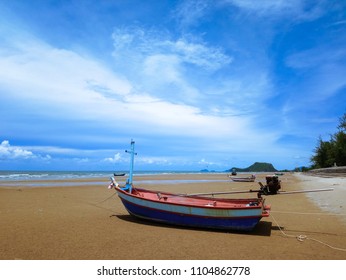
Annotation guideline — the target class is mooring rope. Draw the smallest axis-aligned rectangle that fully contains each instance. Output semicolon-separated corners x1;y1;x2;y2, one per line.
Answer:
96;191;117;204
270;214;346;252
271;210;346;216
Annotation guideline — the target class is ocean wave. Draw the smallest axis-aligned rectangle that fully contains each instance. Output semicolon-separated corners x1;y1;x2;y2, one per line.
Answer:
0;170;228;181
0;173;49;180
0;171;109;181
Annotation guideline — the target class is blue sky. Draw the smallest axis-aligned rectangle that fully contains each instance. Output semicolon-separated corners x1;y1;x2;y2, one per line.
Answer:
1;0;345;171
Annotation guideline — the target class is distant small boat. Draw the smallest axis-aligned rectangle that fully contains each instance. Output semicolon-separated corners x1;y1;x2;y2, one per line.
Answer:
229;174;256;182
113;173;126;176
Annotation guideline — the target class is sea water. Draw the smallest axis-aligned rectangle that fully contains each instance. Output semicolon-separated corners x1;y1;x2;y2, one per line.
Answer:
0;170;229;188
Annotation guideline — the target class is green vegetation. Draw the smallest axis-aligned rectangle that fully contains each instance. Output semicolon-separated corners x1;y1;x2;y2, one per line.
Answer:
311;113;346;168
231;162;277;172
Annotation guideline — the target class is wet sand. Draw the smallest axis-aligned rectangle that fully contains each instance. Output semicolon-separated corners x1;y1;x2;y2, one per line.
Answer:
0;173;345;260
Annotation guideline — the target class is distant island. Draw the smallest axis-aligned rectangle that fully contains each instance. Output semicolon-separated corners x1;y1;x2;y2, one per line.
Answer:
229;162;278;172
200;162;279;173
200;168;216;173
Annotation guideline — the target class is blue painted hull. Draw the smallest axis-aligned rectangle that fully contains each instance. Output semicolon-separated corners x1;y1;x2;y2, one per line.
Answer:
116;188;266;231
121;198;261;231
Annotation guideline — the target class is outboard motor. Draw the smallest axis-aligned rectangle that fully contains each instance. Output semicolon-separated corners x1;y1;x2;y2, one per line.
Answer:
258;175;281;196
266;175;281;194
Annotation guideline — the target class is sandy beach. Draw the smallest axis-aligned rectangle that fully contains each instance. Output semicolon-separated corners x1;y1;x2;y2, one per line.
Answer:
0;173;345;260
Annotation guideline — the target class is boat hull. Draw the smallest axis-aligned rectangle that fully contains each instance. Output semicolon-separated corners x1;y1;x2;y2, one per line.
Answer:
116;188;267;231
231;178;256;182
229;176;256;182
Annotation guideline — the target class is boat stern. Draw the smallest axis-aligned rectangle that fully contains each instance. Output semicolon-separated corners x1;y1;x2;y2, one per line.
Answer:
262;199;271;217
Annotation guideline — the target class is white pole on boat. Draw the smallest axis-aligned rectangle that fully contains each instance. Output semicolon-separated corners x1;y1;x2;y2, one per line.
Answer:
275;188;334;195
125;139;137;192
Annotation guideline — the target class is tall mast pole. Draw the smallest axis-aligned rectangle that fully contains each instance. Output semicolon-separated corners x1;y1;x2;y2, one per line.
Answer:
125;139;137;192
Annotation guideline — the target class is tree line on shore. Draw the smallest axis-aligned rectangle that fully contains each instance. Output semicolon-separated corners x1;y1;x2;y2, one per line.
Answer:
309;113;346;169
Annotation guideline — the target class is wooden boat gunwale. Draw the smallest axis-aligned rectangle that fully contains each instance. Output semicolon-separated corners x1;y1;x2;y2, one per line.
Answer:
115;185;265;211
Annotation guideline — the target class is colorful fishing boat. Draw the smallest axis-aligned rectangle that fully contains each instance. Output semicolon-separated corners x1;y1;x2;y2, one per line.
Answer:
108;140;270;231
113;186;270;231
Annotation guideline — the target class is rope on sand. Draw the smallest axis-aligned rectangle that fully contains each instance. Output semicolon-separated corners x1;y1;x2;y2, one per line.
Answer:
270;214;346;252
271;210;346;216
97;192;117;204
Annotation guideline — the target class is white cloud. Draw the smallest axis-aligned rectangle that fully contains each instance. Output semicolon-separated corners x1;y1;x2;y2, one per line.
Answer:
0;21;284;165
104;153;122;163
112;26;232;71
228;0;302;13
175;39;233;70
143;54;181;83
137;156;171;165
197;158;218;166
225;0;324;20
0;31;254;140
111;25;238;115
173;0;211;29
0;41;132;104
1;1;340;171
0;140;35;160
